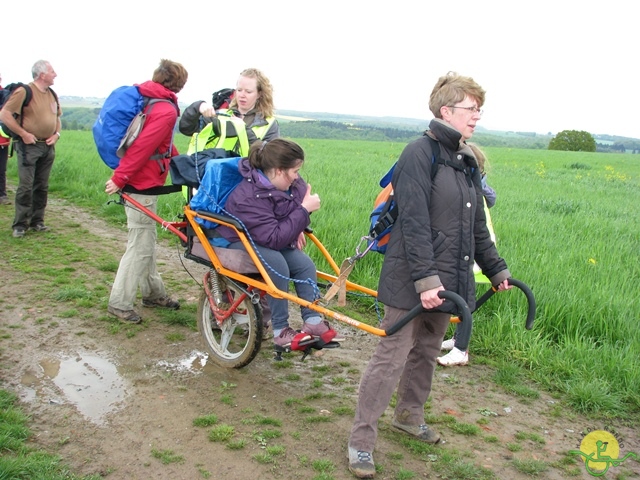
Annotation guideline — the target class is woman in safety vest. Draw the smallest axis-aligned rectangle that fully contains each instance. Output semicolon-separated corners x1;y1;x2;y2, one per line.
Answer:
179;67;280;156
179;68;280;336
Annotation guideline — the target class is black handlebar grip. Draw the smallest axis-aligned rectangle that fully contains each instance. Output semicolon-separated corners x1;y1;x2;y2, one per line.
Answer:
385;290;472;336
473;278;536;330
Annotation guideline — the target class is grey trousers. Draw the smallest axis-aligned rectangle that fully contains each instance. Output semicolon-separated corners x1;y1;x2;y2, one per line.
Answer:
348;305;450;452
12;141;55;229
109;194;167;310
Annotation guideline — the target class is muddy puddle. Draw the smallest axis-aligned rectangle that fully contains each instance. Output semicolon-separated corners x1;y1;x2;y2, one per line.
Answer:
16;349;225;426
20;352;129;426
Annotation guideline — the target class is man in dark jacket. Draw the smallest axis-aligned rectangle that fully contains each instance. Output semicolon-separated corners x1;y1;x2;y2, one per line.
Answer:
347;72;512;479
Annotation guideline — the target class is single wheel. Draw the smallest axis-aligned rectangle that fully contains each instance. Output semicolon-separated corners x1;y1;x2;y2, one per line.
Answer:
197;279;262;368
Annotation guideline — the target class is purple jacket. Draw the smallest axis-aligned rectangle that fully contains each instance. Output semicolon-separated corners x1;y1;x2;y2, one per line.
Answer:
217;157;310;250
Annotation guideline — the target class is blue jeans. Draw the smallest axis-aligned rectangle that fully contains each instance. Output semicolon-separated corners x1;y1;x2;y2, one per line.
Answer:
229;242;318;331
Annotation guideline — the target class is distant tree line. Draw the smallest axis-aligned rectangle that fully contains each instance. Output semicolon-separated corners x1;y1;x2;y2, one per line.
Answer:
60;107;640;153
60;107;100;131
281;120;418;142
596;142;640;154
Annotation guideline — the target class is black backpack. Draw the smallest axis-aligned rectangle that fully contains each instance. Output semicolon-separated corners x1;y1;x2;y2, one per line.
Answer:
211;87;235;110
0;82;59;139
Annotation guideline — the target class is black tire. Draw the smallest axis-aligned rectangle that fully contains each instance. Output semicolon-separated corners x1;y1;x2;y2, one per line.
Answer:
197;280;262;369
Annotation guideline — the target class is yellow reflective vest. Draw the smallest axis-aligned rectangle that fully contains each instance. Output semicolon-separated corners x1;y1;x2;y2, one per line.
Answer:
186;110;275;156
473;201;496;284
183;111;276;199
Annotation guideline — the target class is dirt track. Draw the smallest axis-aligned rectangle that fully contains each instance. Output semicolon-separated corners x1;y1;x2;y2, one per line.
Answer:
1;197;638;479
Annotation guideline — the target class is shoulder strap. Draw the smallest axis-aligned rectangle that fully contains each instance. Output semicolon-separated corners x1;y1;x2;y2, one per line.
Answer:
15;85;33;128
141;97;178;162
21;84;33;109
229;116;250;155
47;87;59;108
429;136;441;181
143;97;177;114
422;134;442;181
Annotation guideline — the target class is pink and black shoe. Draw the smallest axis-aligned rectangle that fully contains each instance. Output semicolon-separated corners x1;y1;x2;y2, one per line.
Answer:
302;320;345;346
273;327;314;351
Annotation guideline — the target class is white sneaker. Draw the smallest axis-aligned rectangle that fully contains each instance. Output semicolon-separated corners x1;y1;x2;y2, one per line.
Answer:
437;347;469;366
440;338;455;351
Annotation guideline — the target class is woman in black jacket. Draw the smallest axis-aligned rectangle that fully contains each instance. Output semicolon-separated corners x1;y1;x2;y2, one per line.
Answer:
347;72;512;479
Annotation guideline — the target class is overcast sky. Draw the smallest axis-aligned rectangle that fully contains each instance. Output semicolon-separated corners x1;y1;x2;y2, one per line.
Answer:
2;0;636;138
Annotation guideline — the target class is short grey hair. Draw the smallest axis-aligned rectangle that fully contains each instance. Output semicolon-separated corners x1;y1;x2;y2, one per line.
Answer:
32;60;51;79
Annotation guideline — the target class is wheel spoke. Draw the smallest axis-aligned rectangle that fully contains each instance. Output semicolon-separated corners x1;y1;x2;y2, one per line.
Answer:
197;280;262;368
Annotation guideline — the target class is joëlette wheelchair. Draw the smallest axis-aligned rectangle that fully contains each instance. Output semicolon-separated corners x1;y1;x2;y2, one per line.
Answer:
115;154;535;369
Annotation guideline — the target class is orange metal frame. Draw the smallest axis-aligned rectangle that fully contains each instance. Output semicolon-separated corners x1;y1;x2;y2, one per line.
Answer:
182;207;390;336
120;193;464;337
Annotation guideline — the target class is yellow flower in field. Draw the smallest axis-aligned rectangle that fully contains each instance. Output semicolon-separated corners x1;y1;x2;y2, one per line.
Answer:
588;258;597;265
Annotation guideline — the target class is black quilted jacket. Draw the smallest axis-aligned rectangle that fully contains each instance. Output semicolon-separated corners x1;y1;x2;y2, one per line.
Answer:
377;119;510;313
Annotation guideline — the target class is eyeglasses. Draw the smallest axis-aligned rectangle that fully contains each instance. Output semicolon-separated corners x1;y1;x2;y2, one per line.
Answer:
449;105;484;115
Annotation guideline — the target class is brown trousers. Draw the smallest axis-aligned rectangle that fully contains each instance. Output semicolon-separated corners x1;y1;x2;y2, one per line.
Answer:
348;305;450;452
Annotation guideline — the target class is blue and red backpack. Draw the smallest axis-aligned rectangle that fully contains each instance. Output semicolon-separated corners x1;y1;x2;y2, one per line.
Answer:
92;85;174;169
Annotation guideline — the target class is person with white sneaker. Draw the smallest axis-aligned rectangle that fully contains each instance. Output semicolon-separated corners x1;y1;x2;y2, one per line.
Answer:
347;72;512;478
438;144;497;367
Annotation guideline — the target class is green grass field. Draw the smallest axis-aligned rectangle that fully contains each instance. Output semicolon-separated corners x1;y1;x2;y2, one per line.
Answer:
5;131;640;419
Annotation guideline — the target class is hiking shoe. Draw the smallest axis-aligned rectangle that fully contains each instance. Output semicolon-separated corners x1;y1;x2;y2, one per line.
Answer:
107;306;142;324
142;296;180;310
0;196;11;205
440;337;455;351
30;223;49;232
391;419;441;444
437;347;469;366
348;446;375;478
273;327;311;348
302;320;345;342
12;227;26;238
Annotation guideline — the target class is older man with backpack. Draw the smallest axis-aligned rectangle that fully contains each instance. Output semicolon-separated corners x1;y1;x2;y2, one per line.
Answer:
0;61;61;237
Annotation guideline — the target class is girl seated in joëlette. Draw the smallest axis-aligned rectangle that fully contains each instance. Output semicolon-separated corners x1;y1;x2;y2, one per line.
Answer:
217;138;344;348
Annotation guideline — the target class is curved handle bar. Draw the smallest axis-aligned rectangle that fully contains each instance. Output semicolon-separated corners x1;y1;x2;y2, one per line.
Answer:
474;278;536;330
385;290;472;336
